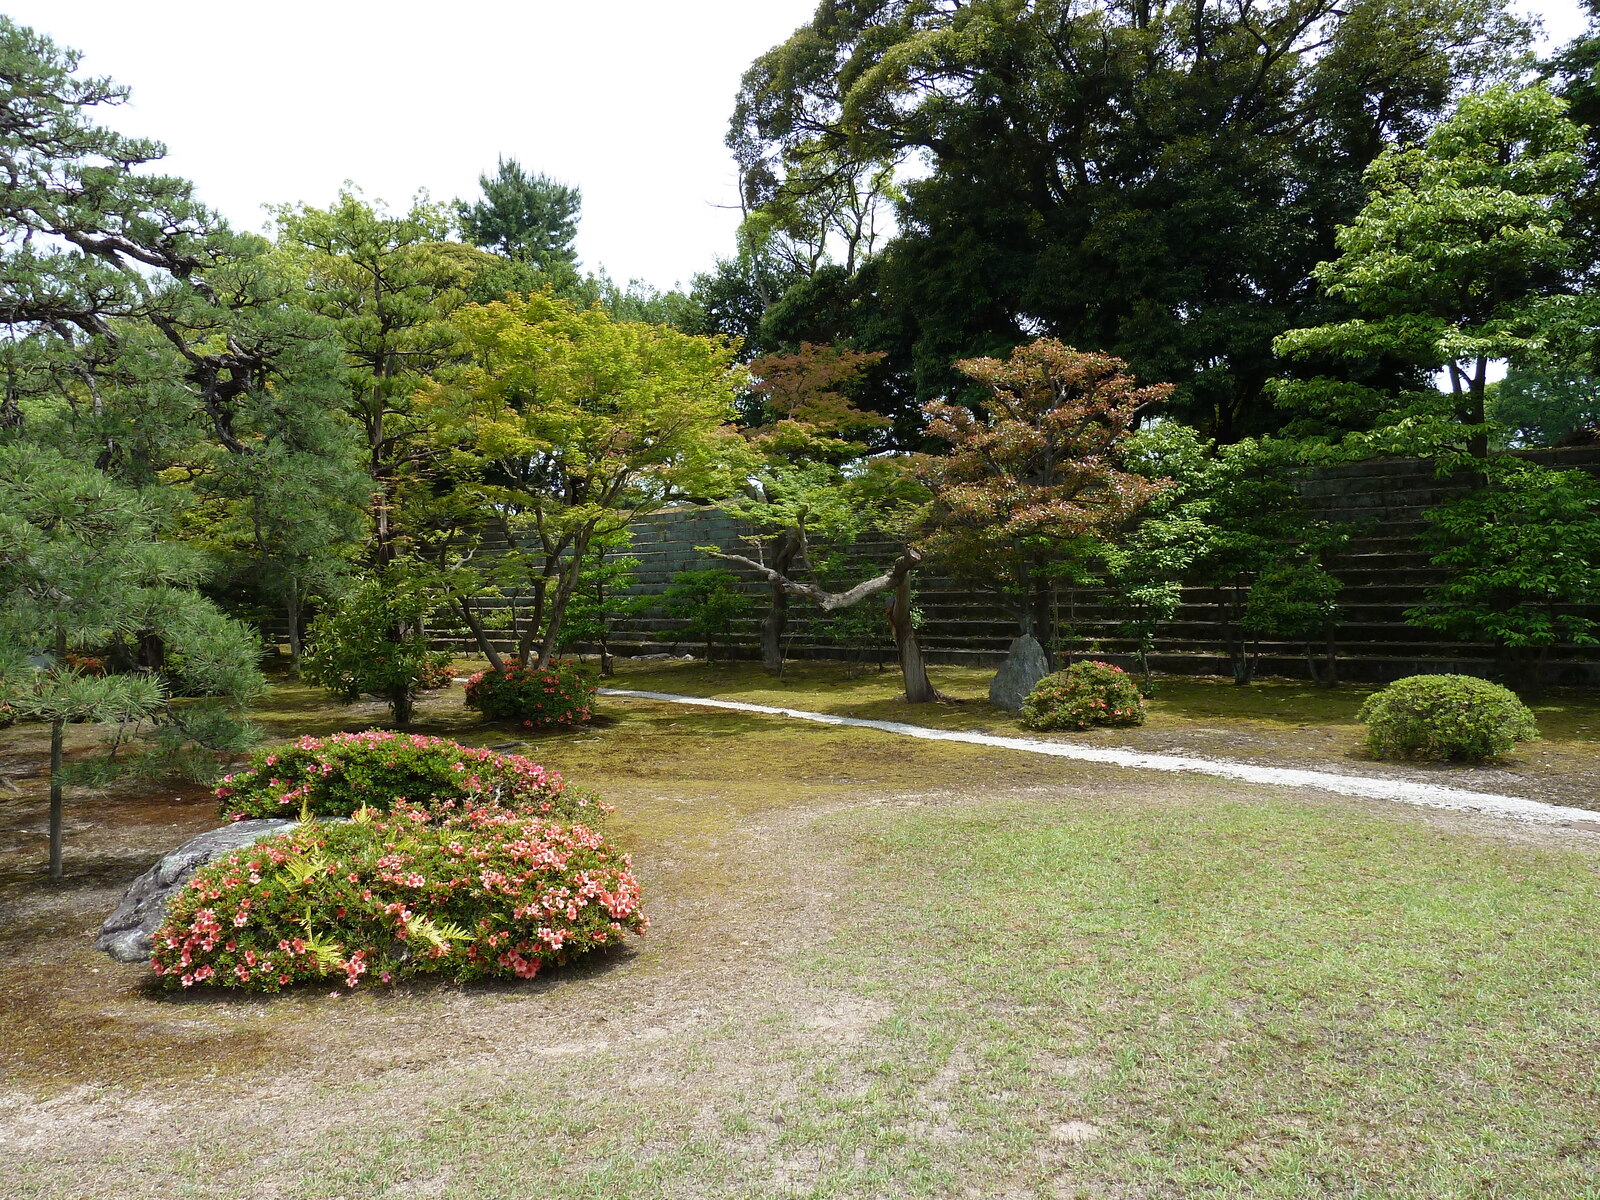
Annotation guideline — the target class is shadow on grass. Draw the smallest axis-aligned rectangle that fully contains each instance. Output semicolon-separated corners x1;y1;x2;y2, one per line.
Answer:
135;940;642;1008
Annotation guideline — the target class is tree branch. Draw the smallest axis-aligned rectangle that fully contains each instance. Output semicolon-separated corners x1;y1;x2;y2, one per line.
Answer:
706;545;922;612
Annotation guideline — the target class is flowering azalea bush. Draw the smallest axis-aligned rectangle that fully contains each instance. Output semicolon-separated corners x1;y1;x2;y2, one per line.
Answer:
1021;660;1147;731
216;731;600;824
414;653;458;691
1359;674;1538;762
150;799;647;991
464;661;596;728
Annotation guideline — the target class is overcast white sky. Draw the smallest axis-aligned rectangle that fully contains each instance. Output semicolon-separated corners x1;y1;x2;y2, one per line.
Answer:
4;0;1591;293
5;0;822;291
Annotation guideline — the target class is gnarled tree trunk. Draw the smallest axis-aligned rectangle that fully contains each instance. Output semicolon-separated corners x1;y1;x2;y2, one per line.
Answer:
709;543;941;703
887;574;936;703
760;529;804;674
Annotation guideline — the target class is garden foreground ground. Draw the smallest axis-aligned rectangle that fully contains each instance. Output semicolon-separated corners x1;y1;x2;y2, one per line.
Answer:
2;661;1599;1199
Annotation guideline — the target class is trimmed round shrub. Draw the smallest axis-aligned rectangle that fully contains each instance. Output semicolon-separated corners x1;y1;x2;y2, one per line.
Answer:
464;661;596;728
150;799;647;991
1358;674;1538;762
216;731;600;823
1021;660;1146;731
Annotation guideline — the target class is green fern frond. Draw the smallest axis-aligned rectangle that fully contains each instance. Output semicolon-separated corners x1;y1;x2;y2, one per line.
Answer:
406;914;471;952
280;851;327;892
303;933;346;971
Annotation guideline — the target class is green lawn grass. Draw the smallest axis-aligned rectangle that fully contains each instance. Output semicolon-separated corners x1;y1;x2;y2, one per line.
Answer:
597;655;1600;745
209;778;1600;1200
818;792;1600;1197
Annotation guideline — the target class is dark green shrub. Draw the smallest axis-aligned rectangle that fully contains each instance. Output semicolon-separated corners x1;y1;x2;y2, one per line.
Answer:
463;661;596;728
150;798;647;991
216;731;599;823
656;568;748;661
1021;660;1146;731
301;575;443;725
1358;674;1538;761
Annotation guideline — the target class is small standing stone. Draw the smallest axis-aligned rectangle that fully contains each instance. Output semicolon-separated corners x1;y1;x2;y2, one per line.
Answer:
989;633;1051;712
95;819;300;963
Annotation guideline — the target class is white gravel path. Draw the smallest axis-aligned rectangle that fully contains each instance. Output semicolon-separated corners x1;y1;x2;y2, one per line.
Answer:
599;688;1600;828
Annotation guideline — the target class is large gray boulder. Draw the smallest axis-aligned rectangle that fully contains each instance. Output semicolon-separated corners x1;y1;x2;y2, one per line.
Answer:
989;633;1051;712
95;819;300;963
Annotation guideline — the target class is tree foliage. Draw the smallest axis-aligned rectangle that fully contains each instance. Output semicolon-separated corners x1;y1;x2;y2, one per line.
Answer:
732;0;1531;438
1276;84;1585;462
421;290;746;671
1116;423;1346;684
919;341;1169;648
300;574;449;727
655;568;749;662
0;445;262;878
456;157;582;270
1488;368;1600;447
714;342;917;673
271;190;475;566
1407;459;1600;682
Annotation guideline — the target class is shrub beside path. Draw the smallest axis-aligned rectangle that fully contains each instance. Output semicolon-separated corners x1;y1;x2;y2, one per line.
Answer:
601;688;1600;829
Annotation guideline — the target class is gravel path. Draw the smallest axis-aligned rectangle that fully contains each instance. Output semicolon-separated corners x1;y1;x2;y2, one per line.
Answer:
600;688;1600;829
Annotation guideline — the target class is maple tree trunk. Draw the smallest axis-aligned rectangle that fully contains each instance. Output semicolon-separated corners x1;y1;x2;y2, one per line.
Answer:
458;598;508;675
888;576;936;703
761;588;788;673
535;533;592;670
708;542;932;696
760;532;802;674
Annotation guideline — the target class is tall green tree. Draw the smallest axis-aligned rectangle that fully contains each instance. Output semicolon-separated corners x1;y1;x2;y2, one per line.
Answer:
714;342;896;671
1276;84;1598;685
272;191;475;566
0;445;262;880
1117;424;1346;686
1488;367;1600;447
0;16;370;655
1276;84;1585;462
732;0;1531;439
456;157;581;270
0;16;212;349
419;290;747;671
131;253;368;660
683;225;806;360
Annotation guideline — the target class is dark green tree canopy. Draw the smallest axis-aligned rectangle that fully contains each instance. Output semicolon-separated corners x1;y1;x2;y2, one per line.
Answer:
731;0;1532;441
455;156;582;269
0;15;218;341
1490;367;1600;447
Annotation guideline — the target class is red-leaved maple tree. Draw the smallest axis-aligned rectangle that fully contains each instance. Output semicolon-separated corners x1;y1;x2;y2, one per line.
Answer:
919;340;1170;652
